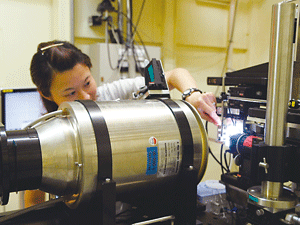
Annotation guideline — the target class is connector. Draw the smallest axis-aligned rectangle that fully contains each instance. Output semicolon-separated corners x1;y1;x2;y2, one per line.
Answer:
88;16;102;27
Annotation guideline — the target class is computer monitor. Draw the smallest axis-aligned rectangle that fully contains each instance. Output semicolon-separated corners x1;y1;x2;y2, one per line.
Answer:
0;88;47;131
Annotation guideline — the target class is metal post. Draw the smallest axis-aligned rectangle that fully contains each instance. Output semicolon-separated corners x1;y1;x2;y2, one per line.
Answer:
118;0;123;37
262;1;296;201
265;1;295;147
126;0;136;78
126;0;132;44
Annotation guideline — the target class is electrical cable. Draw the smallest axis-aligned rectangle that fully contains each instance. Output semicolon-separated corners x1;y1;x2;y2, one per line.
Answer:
133;39;150;62
134;30;150;61
220;144;224;174
109;21;122;45
113;1;228;80
119;6;228;80
120;12;150;60
106;17;120;71
98;8;145;80
103;9;150;80
107;22;131;81
105;17;136;81
110;1;227;81
131;0;146;41
132;45;144;75
217;0;239;96
117;0;150;65
121;18;226;67
224;150;230;172
205;121;230;173
209;146;229;173
122;9;223;62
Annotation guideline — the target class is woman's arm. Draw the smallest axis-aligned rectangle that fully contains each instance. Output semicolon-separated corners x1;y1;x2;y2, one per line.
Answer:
165;68;221;126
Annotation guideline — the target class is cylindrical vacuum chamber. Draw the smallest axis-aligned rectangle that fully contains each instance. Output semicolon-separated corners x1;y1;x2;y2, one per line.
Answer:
0;99;208;209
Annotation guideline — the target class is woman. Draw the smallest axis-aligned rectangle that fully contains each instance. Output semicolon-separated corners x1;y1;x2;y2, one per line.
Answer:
30;40;220;124
25;40;221;207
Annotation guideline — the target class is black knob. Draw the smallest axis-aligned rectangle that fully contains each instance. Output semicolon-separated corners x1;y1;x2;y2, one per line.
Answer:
234;154;243;166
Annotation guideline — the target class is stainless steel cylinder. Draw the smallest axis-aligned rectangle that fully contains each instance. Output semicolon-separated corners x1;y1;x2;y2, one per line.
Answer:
36;102;98;208
265;1;296;146
261;181;283;199
33;99;208;208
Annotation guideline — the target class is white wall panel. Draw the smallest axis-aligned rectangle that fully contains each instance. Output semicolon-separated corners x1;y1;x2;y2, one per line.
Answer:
0;0;52;88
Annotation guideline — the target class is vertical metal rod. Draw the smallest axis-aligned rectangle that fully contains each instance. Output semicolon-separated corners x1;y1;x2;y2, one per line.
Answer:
261;1;296;202
126;0;132;44
118;0;123;38
126;0;135;78
265;2;296;146
226;0;238;74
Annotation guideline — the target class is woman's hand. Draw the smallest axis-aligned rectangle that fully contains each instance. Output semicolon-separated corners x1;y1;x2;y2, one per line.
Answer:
185;91;221;126
165;68;221;126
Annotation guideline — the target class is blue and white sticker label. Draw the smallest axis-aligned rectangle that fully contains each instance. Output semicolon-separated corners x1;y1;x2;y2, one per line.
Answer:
158;140;180;177
146;147;158;175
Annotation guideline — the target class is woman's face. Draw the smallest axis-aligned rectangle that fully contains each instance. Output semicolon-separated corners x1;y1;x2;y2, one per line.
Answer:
46;63;97;106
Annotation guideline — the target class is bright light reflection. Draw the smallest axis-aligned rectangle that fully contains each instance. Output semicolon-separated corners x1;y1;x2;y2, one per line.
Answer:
219;118;244;147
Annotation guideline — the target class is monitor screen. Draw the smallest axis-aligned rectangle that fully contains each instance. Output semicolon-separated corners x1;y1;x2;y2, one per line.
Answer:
1;88;47;131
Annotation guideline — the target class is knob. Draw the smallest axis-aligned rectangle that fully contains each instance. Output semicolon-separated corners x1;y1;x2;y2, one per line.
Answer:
259;157;269;174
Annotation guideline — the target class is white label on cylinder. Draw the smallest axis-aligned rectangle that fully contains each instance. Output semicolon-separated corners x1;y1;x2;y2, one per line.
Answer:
157;140;180;177
149;136;157;145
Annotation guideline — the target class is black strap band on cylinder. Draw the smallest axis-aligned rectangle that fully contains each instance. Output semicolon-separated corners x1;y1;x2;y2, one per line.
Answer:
0;127;42;205
158;99;194;168
0;126;9;205
77;100;112;181
6;129;42;192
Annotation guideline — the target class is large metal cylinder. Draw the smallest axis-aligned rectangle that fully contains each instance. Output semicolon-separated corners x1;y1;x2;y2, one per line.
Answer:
0;99;208;209
265;1;296;146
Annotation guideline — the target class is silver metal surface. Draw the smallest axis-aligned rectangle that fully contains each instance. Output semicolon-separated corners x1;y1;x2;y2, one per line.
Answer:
95;100;208;193
259;158;269;174
253;1;297;211
132;215;175;225
118;0;123;37
265;1;296;146
285;213;300;224
228;96;267;104
126;0;132;44
35;102;98;209
36;115;80;196
256;209;264;216
59;102;98;209
24;110;63;129
261;181;283;199
248;186;298;210
32;99;208;208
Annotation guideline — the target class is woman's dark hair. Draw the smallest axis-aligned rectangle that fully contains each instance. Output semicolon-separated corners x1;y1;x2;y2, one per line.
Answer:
30;40;92;112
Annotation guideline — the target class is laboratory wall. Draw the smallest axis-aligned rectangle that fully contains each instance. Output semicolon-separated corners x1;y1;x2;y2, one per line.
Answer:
0;0;73;88
0;0;288;211
0;0;283;93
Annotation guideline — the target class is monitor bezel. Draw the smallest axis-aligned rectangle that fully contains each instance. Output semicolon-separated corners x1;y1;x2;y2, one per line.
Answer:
0;87;40;128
